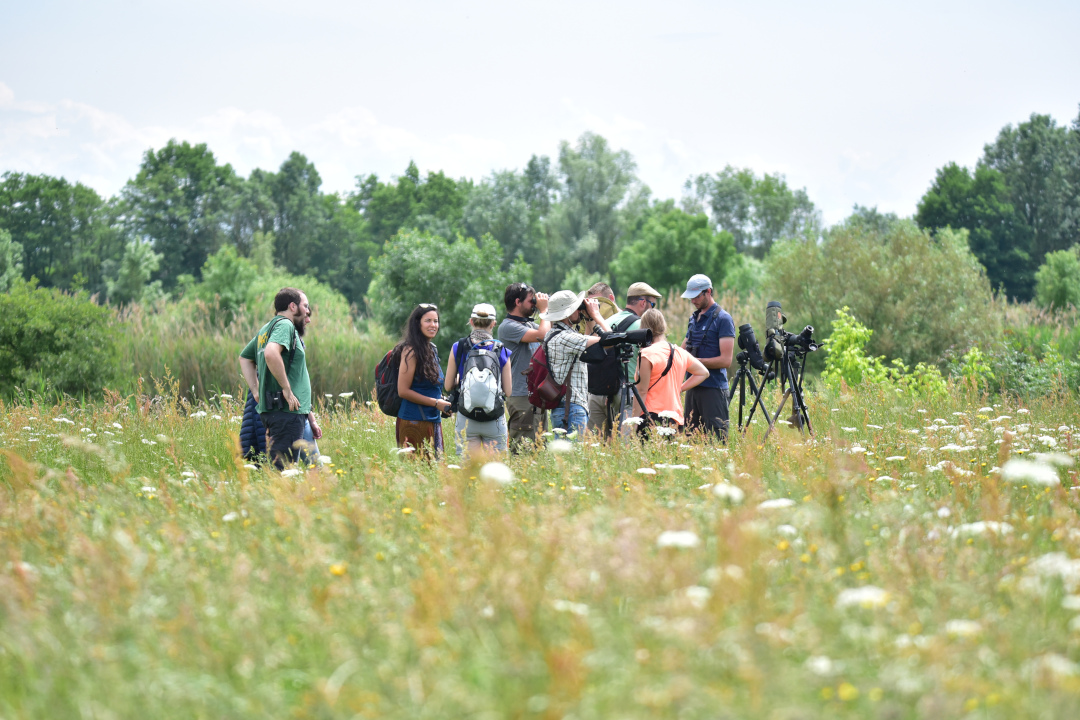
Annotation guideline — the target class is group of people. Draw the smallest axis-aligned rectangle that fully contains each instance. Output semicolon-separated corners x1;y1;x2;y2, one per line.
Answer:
238;274;735;467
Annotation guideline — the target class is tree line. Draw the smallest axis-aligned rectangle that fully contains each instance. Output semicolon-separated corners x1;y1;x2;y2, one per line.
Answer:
1;107;1078;316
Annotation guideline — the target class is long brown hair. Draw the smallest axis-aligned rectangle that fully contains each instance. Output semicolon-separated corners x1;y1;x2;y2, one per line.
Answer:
395;305;441;383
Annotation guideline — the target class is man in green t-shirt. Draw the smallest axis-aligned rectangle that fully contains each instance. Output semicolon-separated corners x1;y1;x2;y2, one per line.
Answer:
239;287;320;468
586;281;663;437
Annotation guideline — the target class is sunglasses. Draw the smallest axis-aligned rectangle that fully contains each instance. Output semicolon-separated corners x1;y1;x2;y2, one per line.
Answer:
418;303;438;310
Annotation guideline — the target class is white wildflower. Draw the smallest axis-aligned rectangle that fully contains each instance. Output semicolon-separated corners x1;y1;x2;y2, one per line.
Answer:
1018;408;1030;414
867;424;883;429
656;426;677;436
222;512;239;522
937;507;951;518
479;462;514;485
219;394;233;399
243;464;257;470
1033;452;1075;467
658;410;680;420
317;455;332;465
190;411;207;418
841;427;856;432
637;468;657;475
685;585;712;609
141;486;156;493
1001;458;1059;486
394;447;415;454
944;619;981;638
806;656;840;677
281;468;301;478
547;439;573;453
875;475;895;483
978;406;993;413
657;530;700;549
886;456;907;461
112;422;123;430
54;417;75;425
758;498;796;510
181;471;196;478
1038;435;1058;447
712;483;745;503
211;414;222;420
848;445;866;455
1062;595;1080;611
835;586;890;609
1028;653;1080;679
777;524;798;537
338;392;354;398
951;521;1013;538
446;464;461;469
552;427;567;435
552;599;589;616
654;463;690;470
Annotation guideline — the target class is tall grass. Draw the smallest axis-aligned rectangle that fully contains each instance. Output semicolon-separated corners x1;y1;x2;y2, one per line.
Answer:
2;382;1079;717
115;298;395;400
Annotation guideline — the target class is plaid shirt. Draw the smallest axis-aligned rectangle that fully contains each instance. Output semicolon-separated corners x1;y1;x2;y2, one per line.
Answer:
546;322;590;407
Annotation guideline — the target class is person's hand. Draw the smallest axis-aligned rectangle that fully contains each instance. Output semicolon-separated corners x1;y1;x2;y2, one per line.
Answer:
309;416;322;440
435;398;451;412
535;292;549;314
284;388;300;412
584;297;601;320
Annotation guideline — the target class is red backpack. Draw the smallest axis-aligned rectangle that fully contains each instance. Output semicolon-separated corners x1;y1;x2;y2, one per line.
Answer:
526;329;574;410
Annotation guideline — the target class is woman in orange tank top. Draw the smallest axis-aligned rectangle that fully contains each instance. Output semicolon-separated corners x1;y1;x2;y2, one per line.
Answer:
634;309;710;428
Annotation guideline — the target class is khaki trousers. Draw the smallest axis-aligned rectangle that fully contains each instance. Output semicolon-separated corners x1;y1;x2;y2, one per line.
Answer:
506;395;544;452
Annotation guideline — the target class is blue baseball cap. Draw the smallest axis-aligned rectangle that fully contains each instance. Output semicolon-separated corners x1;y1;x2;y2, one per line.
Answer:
681;274;713;299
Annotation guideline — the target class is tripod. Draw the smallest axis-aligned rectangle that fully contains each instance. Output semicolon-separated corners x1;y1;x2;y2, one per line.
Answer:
728;351;773;433
615;344;651;436
763;347;813;441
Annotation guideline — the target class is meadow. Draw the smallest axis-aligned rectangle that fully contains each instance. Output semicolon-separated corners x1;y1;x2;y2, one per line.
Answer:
1;381;1079;719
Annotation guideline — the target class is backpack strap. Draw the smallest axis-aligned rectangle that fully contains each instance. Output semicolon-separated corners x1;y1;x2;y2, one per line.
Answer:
613;313;638;334
263;316;297;370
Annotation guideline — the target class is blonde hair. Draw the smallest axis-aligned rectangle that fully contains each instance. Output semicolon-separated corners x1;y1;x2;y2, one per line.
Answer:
470;317;495;331
640;308;667;337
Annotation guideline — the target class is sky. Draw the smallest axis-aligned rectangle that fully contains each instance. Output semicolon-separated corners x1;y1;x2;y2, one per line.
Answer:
1;0;1078;224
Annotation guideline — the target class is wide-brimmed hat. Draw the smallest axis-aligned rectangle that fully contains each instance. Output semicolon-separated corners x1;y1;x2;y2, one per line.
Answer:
681;273;713;299
540;289;588;323
626;281;663;299
471;303;497;320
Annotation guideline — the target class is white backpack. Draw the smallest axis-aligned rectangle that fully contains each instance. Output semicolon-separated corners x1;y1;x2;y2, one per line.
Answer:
457;340;505;421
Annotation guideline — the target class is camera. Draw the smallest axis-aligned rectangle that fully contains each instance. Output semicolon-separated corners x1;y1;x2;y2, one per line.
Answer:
785;325;818;353
599;328;653;349
737;323;768;373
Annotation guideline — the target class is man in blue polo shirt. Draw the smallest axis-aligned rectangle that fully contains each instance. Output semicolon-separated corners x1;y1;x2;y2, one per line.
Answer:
681;274;735;441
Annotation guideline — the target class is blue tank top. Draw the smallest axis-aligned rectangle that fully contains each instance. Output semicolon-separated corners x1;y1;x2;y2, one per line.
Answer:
398;344;445;422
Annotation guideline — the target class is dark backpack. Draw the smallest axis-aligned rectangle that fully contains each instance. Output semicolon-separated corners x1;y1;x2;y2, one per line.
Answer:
455;338;505;421
582;314;640;396
374;348;402;416
526;329;573;410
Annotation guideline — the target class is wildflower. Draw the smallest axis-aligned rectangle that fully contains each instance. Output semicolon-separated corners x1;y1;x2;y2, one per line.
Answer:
1027;653;1080;679
867;424;883;429
621;417;643;426
944;619;981;638
220;394;233;399
835;585;890;609
446;464;461;469
339;392;354;398
222;512;239;522
777;524;798;537
657;530;700;549
684;585;711;609
324;394;333;398
1061;595;1080;611
978;406;993;413
875;476;894;483
805;655;839;677
1033;452;1075;467
937;507;951;518
112;422;123;430
181;471;196;478
637;468;657;475
1018;408;1030;414
658;410;680;420
552;428;567;435
654;463;690;470
54;417;75;425
712;483;745;503
191;411;207;418
329;563;347;576
402;507;412;515
837;683;859;702
951;521;1013;538
318;455;332;464
841;427;856;432
758;498;796;510
243;464;257;470
141;439;157;445
656;426;677;436
885;456;906;461
394;447;415;455
848;446;866;455
1037;435;1058;447
141;486;155;493
552;599;589;616
230;416;242;422
281;468;301;478
479;462;514;485
1001;458;1059;486
547;439;573;453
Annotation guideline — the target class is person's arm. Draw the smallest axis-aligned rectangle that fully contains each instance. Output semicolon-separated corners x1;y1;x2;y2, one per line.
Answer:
682;355;710;392
444;345;459;392
633;355;654;417
398;347;451;412
308;413;322;440
263;343;300;411
519;320;551;344
697;336;735;370
239;356;258;398
581;299;610;346
501;359;512;394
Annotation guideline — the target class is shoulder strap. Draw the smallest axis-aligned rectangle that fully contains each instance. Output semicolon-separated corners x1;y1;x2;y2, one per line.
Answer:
263;316;297;370
614;314;638;333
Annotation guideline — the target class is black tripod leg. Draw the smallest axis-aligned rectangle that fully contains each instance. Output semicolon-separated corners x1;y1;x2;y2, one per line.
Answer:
746;373;772;429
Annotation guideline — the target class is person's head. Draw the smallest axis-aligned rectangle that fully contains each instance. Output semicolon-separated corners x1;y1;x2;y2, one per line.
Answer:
400;304;441;382
470;303;497;332
504;282;537;316
639;308;667;338
587;282;615;303
274;287;310;336
624;281;663;316
540;289;588;324
681;274;714;311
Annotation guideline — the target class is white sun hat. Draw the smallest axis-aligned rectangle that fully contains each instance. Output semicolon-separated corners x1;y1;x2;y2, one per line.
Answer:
539;289;588;323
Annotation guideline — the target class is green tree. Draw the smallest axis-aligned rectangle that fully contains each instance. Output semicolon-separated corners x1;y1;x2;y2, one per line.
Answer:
690;166;819;258
764;216;998;369
1034;245;1080;310
122;140;239;287
916;163;1033;299
353;161;471;247
193;244;259;323
0;228;23;292
548;133;640;281
0;172;123;295
106;240;163;306
271;152;327;274
611;202;736;296
368;229;531;342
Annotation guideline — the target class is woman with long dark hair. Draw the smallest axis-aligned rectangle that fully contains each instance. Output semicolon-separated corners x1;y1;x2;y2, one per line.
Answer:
395;304;450;455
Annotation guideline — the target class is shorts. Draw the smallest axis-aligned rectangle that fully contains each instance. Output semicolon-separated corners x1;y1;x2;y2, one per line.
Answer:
261;411;306;469
453;413;508;454
684;386;729;442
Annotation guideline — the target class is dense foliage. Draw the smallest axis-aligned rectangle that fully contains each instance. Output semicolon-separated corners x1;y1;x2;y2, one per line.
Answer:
0;280;117;396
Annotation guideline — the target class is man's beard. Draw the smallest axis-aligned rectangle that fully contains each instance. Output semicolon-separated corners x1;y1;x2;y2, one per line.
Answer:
292;316;306;337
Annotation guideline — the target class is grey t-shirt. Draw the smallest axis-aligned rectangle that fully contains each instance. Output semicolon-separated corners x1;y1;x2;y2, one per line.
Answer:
498;315;539;397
